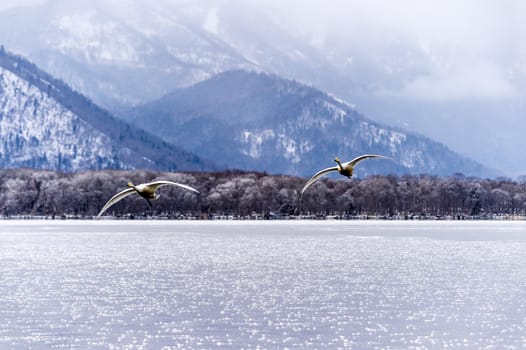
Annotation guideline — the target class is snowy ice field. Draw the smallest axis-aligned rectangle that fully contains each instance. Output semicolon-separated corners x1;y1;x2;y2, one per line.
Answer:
0;221;526;349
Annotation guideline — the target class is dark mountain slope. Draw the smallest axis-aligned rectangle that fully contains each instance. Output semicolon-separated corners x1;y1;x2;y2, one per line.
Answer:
126;70;496;178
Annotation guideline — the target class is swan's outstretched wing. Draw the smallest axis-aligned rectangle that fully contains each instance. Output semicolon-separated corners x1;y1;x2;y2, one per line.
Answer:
97;188;136;217
348;154;388;167
146;181;200;193
301;166;338;194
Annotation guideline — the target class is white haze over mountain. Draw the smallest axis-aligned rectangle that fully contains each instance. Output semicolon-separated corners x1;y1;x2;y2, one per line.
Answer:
1;0;525;176
0;0;45;10
213;0;526;177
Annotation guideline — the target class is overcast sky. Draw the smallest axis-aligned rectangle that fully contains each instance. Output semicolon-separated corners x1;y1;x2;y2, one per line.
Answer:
260;0;526;102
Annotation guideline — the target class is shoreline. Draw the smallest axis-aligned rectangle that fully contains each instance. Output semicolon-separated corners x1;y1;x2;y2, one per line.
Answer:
2;214;525;221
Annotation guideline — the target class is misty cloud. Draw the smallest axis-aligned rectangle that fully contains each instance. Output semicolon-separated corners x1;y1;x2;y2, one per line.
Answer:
388;62;519;101
0;0;46;10
254;0;525;101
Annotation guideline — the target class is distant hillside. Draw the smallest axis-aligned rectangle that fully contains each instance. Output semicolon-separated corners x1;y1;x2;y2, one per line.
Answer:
125;70;496;178
0;47;215;172
0;0;257;108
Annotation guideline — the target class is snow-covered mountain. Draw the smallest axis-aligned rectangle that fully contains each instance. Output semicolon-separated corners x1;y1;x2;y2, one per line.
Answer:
125;70;496;178
0;47;213;171
1;0;522;176
0;1;354;111
0;0;256;108
0;0;363;112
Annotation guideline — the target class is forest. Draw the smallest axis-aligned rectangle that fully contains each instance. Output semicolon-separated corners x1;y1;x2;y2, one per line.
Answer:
1;168;525;219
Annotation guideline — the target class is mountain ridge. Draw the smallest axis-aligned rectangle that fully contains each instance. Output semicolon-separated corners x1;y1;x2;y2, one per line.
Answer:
124;69;497;178
0;0;258;108
0;46;215;172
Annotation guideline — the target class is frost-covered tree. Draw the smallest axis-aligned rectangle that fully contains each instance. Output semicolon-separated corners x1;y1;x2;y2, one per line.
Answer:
0;168;525;217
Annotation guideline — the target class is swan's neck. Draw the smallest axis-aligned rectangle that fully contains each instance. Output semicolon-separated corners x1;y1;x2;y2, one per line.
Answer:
334;159;343;171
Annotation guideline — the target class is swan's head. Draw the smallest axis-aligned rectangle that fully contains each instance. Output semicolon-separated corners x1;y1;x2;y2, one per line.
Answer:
334;157;342;164
127;182;134;188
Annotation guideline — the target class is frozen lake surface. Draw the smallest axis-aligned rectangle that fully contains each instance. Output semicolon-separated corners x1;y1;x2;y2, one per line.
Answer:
1;220;526;349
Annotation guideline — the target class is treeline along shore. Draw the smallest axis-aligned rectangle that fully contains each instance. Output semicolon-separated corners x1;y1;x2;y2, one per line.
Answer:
1;168;525;219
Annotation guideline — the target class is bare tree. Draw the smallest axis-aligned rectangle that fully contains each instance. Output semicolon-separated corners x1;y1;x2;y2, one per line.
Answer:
1;168;526;218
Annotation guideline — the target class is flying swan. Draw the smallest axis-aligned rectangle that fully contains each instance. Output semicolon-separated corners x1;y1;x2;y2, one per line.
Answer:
301;154;388;194
97;180;199;217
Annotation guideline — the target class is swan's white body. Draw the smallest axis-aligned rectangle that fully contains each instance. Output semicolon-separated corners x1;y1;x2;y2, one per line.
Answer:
97;180;199;217
301;154;388;194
